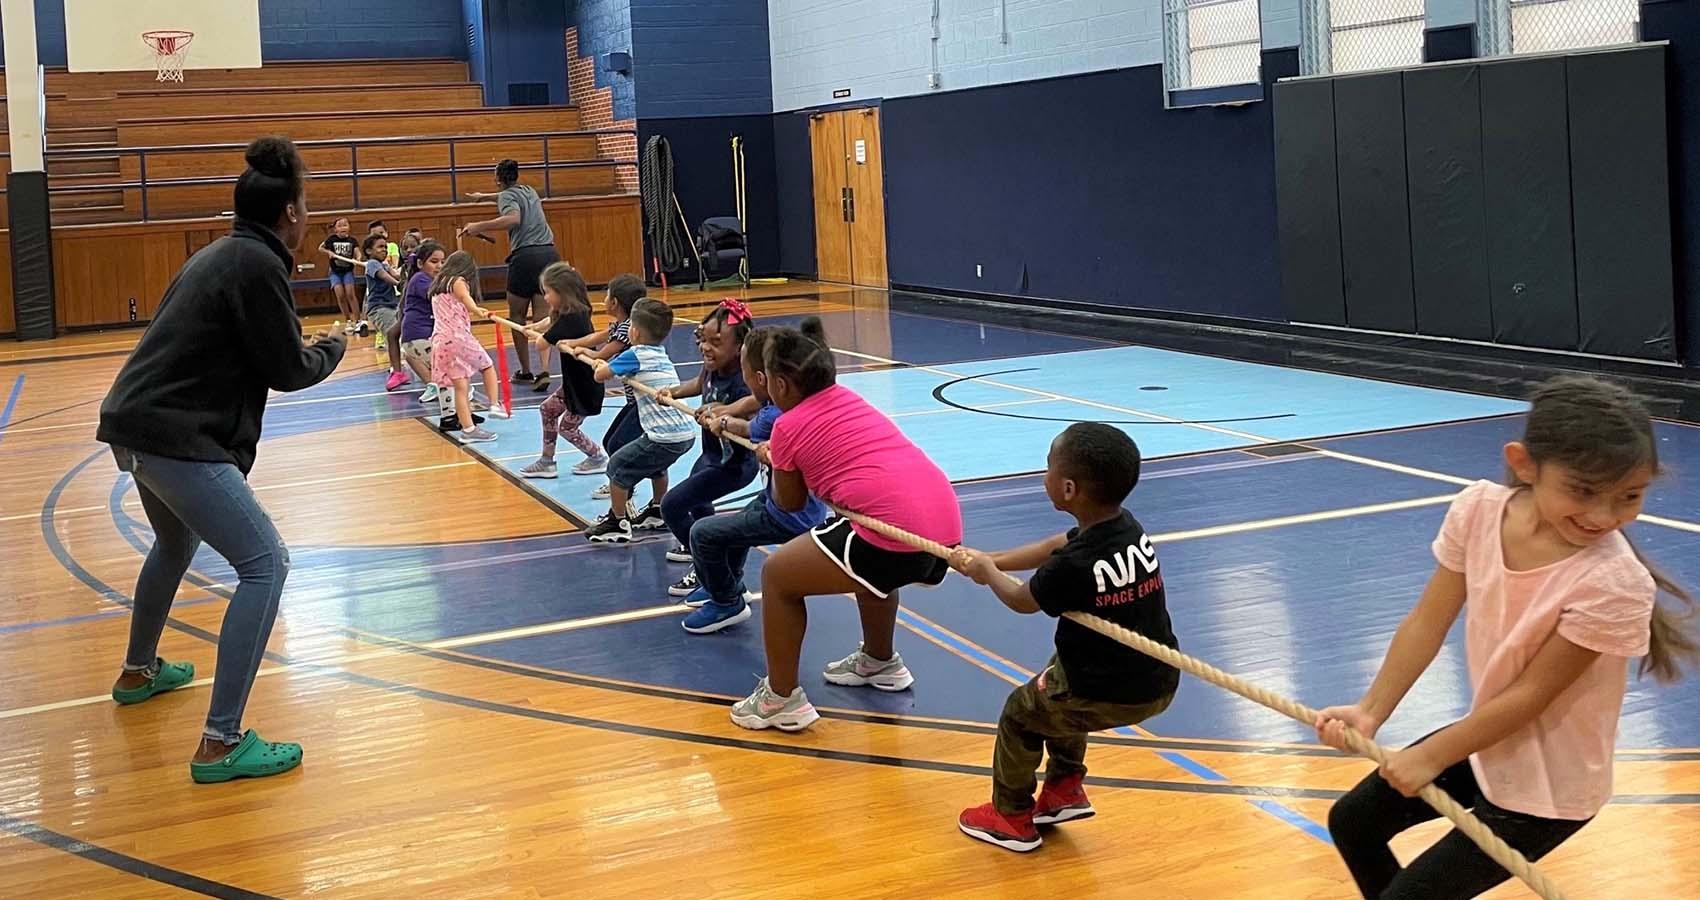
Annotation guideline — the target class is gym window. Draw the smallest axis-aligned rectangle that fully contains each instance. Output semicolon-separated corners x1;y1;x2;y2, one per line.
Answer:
1163;0;1265;108
1477;0;1640;56
1301;0;1427;75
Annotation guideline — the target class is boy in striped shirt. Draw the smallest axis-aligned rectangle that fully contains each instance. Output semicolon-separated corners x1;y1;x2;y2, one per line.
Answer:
587;298;696;543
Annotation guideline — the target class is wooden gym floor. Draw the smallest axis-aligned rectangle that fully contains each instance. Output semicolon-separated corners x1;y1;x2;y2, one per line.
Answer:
1;281;1696;898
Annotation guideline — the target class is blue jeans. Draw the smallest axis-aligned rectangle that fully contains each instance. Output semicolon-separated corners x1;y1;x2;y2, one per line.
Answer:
607;434;693;491
689;497;803;604
112;447;290;745
602;402;642;455
662;453;759;547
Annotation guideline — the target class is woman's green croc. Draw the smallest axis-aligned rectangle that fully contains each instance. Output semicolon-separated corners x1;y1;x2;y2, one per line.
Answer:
111;658;195;705
190;730;303;784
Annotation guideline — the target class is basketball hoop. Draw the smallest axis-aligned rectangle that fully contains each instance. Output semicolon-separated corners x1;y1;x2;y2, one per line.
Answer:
142;30;195;83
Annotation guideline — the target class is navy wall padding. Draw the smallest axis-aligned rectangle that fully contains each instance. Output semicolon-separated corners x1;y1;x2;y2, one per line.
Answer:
638;116;781;277
1423;24;1476;63
878;50;1295;321
772;112;816;277
1333;73;1416;332
8;172;56;340
1480;56;1579;351
1643;0;1700;366
1566;47;1676;359
1273;77;1346;326
1403;65;1493;341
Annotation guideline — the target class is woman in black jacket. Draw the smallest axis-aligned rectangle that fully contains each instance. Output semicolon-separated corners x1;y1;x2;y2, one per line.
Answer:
97;136;345;784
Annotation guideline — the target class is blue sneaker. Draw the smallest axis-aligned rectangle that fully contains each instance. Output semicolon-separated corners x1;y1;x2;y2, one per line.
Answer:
683;598;751;634
677;584;711;608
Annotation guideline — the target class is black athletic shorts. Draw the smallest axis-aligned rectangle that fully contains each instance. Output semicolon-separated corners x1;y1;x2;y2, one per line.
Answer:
505;244;560;299
809;516;951;599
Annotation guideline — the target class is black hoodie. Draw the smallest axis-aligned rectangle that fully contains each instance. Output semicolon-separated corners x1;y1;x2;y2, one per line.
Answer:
98;218;345;474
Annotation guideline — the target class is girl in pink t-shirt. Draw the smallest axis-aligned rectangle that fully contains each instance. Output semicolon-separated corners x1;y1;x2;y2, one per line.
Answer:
1315;376;1696;899
730;317;964;733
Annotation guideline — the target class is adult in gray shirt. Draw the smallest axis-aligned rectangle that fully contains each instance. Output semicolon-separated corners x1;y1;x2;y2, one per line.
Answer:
460;158;562;391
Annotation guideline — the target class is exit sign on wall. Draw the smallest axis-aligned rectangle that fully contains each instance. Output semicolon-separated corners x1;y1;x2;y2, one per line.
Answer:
832;89;851;98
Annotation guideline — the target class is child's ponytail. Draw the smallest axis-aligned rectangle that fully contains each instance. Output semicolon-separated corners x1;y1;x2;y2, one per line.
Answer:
1628;538;1699;682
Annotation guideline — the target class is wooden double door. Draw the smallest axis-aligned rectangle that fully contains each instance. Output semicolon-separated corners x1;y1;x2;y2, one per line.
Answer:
810;106;887;288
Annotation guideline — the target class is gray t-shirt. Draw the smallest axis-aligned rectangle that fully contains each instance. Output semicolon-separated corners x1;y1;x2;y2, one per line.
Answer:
499;184;555;251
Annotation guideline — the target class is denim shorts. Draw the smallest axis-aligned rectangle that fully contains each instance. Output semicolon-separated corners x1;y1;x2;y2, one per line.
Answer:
365;305;399;332
328;270;355;287
607;434;692;490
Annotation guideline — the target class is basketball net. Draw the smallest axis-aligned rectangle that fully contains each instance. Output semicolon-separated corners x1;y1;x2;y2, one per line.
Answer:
143;31;194;83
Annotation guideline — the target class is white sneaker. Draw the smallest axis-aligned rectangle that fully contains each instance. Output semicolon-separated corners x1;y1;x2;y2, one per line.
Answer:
730;678;819;732
822;646;915;692
488;405;512;420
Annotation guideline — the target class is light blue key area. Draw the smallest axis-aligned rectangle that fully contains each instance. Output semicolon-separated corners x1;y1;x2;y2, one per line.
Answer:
468;345;1526;521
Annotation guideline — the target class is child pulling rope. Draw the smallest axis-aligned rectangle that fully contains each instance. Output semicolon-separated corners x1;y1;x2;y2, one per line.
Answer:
491;313;1566;899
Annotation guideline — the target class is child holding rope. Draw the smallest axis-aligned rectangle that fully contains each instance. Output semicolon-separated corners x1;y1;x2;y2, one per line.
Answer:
731;318;962;732
656;299;763;597
1315;376;1697;899
584;298;696;542
950;423;1179;852
320;217;361;331
400;240;447;408
519;262;607;478
678;325;830;633
589;274;647;502
430;250;509;444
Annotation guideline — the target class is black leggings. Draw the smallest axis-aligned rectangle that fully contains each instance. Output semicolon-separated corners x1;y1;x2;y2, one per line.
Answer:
1328;733;1591;899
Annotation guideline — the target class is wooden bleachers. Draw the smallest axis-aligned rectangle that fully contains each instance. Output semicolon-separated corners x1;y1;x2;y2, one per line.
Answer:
101;107;612;220
36;58;470;98
50;196;642;328
0;57;642;335
49;82;486;128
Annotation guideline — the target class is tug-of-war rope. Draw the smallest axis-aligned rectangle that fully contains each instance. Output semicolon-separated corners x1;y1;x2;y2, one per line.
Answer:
488;313;1567;900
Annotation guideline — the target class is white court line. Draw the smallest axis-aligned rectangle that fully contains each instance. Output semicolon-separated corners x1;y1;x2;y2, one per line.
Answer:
0;490;1475;721
834;346;1700;536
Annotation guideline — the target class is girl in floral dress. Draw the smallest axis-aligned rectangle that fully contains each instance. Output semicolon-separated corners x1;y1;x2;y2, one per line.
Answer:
431;251;510;443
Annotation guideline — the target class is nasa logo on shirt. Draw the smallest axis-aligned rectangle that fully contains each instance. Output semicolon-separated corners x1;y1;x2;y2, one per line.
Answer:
1092;534;1163;607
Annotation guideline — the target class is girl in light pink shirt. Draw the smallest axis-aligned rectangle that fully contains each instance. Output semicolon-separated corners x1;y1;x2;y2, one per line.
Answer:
730;317;964;733
1315;376;1696;899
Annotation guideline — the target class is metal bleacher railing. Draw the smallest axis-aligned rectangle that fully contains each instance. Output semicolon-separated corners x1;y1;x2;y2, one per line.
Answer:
41;128;639;222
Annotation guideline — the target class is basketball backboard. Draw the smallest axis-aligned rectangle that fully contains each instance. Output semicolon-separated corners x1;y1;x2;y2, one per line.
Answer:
64;0;261;73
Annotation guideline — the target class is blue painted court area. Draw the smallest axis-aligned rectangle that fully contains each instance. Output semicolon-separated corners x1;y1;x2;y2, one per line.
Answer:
462;342;1525;521
119;302;1700;754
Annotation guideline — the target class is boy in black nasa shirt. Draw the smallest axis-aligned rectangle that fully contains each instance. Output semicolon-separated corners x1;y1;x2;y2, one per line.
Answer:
951;423;1179;852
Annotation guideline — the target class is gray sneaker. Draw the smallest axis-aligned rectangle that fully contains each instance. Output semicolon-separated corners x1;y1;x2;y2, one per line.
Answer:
572;454;609;475
456;427;498;444
521;458;558;479
730;678;819;732
822;646;915;692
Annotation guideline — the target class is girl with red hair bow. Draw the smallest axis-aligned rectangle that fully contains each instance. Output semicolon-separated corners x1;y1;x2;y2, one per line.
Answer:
654;300;765;597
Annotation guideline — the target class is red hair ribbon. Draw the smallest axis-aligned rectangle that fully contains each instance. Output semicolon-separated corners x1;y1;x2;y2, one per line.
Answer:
718;297;753;325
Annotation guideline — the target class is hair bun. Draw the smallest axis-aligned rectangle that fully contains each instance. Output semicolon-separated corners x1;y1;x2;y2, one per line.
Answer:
245;136;300;178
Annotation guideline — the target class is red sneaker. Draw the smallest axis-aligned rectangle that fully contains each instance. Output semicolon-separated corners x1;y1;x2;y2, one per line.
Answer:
1033;773;1095;825
958;803;1041;852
